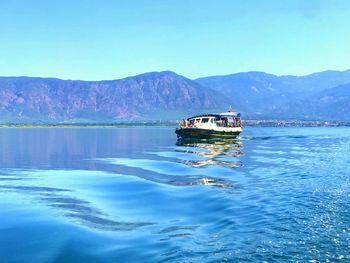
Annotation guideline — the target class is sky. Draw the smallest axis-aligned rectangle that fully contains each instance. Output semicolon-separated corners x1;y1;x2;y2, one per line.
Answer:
0;0;350;80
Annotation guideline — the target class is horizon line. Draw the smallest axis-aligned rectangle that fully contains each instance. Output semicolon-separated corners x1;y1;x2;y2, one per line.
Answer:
0;68;350;82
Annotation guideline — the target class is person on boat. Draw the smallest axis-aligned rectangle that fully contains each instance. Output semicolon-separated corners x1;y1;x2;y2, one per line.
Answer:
224;118;228;127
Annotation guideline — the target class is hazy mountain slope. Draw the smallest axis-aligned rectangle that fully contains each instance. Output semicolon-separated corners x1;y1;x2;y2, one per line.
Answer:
273;83;350;120
196;69;350;119
279;70;350;94
0;71;228;123
196;72;290;117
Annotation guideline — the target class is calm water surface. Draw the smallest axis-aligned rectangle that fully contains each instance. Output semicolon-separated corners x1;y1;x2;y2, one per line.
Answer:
0;127;349;262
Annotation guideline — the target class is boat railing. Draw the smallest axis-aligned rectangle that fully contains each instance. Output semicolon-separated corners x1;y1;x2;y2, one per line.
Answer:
180;118;242;128
216;118;242;128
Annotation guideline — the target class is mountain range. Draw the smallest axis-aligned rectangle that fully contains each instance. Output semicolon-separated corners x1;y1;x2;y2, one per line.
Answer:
0;69;350;123
196;70;350;120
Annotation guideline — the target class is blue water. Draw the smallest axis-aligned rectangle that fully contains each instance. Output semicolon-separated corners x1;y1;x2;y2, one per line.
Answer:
0;127;349;262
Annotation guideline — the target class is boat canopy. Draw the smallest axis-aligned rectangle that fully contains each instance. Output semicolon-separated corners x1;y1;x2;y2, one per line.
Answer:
186;112;241;121
219;112;241;118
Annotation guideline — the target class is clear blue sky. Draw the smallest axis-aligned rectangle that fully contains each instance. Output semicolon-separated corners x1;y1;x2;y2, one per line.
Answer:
1;0;350;80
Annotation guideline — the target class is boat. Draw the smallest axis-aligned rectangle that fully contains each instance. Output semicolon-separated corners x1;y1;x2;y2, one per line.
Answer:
175;107;242;138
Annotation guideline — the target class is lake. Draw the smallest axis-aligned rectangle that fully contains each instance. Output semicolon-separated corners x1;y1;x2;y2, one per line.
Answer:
0;127;349;262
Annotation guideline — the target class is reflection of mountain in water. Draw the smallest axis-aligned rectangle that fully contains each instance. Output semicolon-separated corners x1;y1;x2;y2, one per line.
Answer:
176;137;243;169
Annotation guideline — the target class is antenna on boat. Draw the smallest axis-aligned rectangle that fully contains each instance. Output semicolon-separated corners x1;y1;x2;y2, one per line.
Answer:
228;105;232;112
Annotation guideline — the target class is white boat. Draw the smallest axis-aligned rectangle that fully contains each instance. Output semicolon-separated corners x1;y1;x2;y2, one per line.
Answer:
175;109;242;138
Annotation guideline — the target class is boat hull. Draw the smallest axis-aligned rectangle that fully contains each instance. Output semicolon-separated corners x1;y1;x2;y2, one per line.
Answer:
175;127;241;138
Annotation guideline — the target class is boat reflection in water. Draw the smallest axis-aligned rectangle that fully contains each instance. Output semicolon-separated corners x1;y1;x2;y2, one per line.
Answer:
176;136;243;170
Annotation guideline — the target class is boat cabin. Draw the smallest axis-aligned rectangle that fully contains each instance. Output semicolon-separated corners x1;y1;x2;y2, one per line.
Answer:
181;113;242;129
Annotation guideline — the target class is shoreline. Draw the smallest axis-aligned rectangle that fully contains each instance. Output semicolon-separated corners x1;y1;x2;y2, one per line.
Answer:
0;120;350;128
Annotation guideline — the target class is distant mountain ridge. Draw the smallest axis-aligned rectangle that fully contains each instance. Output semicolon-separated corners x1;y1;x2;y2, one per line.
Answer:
0;71;228;123
196;69;350;120
0;69;350;123
271;82;350;120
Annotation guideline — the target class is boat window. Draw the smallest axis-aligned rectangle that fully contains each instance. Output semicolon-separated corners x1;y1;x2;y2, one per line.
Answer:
201;118;209;123
189;119;194;124
195;119;200;123
210;118;214;123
